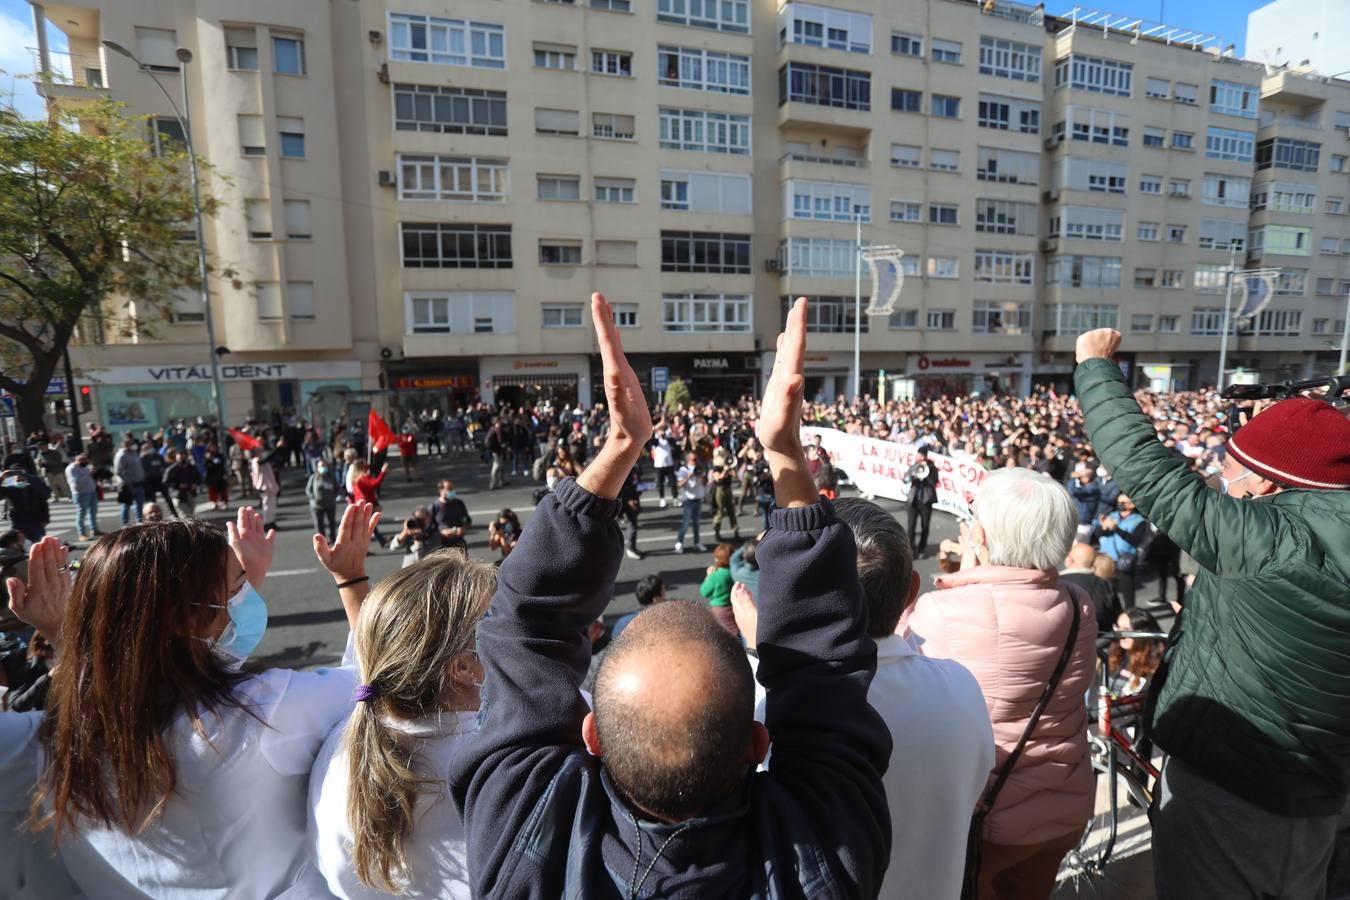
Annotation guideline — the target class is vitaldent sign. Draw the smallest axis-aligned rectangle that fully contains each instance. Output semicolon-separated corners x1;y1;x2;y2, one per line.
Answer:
86;361;362;386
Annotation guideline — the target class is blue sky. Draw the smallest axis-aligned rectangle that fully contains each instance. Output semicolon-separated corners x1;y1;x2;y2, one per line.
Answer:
0;0;1270;119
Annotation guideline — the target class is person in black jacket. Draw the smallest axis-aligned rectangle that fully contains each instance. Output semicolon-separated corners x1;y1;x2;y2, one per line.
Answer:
904;446;940;557
448;294;891;899
618;465;644;561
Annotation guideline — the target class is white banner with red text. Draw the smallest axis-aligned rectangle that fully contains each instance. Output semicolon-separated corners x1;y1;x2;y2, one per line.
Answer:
802;427;984;517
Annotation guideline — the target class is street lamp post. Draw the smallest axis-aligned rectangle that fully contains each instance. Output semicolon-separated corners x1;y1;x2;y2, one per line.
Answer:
852;213;862;401
1340;284;1350;375
1216;240;1239;389
102;40;228;434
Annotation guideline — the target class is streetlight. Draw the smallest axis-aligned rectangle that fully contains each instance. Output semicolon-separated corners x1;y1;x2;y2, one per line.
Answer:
1340;283;1350;375
101;40;228;434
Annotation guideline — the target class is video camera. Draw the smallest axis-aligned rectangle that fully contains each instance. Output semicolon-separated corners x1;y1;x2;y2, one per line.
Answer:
1220;375;1350;435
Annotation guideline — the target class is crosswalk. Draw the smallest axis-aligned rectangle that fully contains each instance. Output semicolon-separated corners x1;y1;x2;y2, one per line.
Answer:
38;495;224;542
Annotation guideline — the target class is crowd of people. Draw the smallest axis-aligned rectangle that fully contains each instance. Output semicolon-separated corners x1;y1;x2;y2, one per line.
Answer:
0;292;1348;900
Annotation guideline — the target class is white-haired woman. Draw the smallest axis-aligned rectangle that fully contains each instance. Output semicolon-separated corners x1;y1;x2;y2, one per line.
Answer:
906;467;1097;900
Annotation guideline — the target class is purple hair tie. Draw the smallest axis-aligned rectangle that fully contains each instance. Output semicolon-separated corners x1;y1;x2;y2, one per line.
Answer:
353;684;379;703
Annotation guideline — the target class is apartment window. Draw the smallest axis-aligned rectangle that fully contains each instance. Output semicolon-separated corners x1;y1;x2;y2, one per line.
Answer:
1250;182;1317;213
1317;277;1335;295
393;84;508;135
891;144;921;168
592;50;632;76
1143;127;1165;148
1334;155;1348;173
1203;173;1251;208
1206;126;1255;161
1172;131;1194;150
542;304;585;327
1166;224;1186;244
932;39;961;64
1132;314;1153;333
1275;270;1307;295
594;177;636;204
975;199;1037;235
1322;237;1341;255
656;0;749;33
1313;317;1330;333
926;309;956;330
660;231;751;273
931;94;961;118
256;283;283;321
1145;77;1169;99
779;237;860;278
891;89;921;113
778;3;873;54
595;240;638;266
928;203;958;226
1197;218;1245;250
1055;54;1133;96
779;63;871;111
658;46;750;93
978;36;1041;82
977;94;1040;133
1050;206;1124;242
592;113;636;139
786;179;870;222
1255;138;1321;172
975;250;1035;285
1209;79;1258;118
661;293;752;332
272;33;305;76
890;200;921;222
534;43;577;70
225;27;258;70
1253;310;1302;336
892;32;922;57
238;115;265;155
592;0;632;11
889;309;918;329
972;302;1031;335
1060;106;1130;146
537;175;581;201
1169;179;1191;198
286;282;315;320
400;223;513;268
539;240;583;265
169;289;205;324
1249;224;1311;256
278;117;305;158
927;257;959;279
398;154;509;202
1161;270;1185;289
1139;174;1162;195
1174;83;1198;104
612;303;640;327
659;170;751;214
1137;222;1158;242
1159;315;1179;333
977;146;1039;184
284;200;311;239
134;26;179;71
1326;197;1344;214
1194;264;1228;293
1046;254;1120;289
245;199;272;239
786;296;870;334
1042;303;1118;335
930;149;959;172
1134;267;1156;288
536;108;580;135
406;292;515;335
388;13;506;68
150;118;185;156
659;107;751;154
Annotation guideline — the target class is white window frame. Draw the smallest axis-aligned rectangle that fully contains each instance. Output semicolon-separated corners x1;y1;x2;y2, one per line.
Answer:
890;200;921;222
1209;79;1258;118
591;49;632;77
594;177;636;204
1197;218;1246;250
537;174;582;201
656;0;750;33
779;237;860;278
392;83;508;136
397;154;510;202
541;304;585;327
978;36;1041;82
1051;206;1125;243
974;250;1035;285
890;143;921;168
387;12;506;69
1055;53;1132;96
974;198;1037;235
891;32;922;57
661;293;753;333
225;26;258;71
658;107;751;155
1205;126;1255;162
1043;303;1119;335
271;32;306;76
539;240;583;265
657;45;750;94
612;303;640;328
785;179;870;223
1060;105;1130;146
1202;173;1251;208
1046;255;1121;289
284;199;312;239
977;146;1039;184
778;2;872;54
592;112;636;140
659;169;752;214
533;43;577;70
972;301;1031;335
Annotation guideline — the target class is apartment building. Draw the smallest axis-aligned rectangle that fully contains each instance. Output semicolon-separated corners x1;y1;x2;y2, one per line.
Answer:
28;0;1349;424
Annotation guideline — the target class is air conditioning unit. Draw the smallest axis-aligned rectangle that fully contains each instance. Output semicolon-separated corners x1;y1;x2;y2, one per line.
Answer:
1042;189;1060;203
379;346;402;361
368;30;383;44
1043;136;1061;151
377;170;396;188
764;258;781;273
1040;238;1059;252
376;62;390;84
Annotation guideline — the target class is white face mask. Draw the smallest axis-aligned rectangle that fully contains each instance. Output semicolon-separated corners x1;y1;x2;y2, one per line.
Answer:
1220;470;1253;496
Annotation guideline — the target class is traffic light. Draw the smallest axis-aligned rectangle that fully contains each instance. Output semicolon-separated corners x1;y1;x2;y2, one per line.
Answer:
79;385;92;412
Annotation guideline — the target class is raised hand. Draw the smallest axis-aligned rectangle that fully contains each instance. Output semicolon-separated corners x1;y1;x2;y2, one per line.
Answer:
758;297;817;509
313;500;381;583
1075;328;1123;364
6;536;71;639
577;293;651;499
228;506;276;589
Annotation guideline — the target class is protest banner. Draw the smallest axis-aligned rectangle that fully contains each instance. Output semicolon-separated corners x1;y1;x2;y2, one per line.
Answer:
802;426;985;517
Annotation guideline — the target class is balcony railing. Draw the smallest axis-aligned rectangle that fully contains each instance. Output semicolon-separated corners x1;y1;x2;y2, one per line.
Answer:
1259;110;1322;130
780;152;868;168
943;0;1043;25
29;48;106;89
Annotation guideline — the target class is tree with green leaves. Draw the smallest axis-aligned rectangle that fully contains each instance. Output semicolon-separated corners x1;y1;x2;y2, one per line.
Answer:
663;378;693;411
0;97;219;438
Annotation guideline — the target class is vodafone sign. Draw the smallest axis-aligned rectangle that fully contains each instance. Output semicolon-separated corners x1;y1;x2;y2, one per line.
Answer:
915;355;973;372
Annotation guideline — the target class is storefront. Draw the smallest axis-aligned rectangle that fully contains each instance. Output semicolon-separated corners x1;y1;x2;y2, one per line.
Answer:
904;353;1032;399
622;354;761;403
386;369;479;421
479;355;591;409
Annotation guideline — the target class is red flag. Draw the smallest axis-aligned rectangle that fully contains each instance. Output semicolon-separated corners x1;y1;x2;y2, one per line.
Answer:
229;428;262;451
367;410;396;453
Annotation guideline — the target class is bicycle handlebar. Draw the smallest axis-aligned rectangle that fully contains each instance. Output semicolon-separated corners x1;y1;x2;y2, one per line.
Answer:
1098;631;1169;641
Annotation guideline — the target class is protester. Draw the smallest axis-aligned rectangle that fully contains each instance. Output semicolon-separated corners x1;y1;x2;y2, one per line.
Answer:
610;574;666;642
700;542;737;637
1075;327;1350;899
397;426;419;482
486;509;521;560
39;440;68;502
306;457;340;543
203;442;230;511
709;448;740;542
163;448;201;516
430;480;471;551
674;449;707;553
1059;541;1122;637
349;459;389;547
249;447;281;532
1096;493;1145;610
904;446;939;558
139;441;175;517
1068;467;1102;542
0;468;51;543
618;465;644;561
113;437;146;526
650;426;678;508
1106;608;1164;699
64;455;99;542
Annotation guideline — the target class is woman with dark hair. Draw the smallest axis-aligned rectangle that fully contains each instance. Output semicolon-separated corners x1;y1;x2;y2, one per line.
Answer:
2;503;380;897
1107;608;1165;697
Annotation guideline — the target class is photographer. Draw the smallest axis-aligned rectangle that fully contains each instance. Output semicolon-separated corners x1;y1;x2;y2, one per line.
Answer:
674;450;706;554
390;508;443;568
488;508;522;560
752;457;776;531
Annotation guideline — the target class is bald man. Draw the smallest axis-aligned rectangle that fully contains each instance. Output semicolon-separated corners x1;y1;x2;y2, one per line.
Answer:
450;295;892;898
1059;542;1121;636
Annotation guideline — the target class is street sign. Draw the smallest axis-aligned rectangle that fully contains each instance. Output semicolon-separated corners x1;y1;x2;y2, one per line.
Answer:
0;397;14;418
651;366;669;394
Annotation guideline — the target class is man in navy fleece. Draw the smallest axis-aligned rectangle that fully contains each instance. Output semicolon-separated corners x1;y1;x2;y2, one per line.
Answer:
450;293;892;899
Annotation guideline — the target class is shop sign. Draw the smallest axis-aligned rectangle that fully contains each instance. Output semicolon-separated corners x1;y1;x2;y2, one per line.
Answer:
915;355;973;372
87;361;361;385
513;360;560;370
393;375;475;391
692;357;731;370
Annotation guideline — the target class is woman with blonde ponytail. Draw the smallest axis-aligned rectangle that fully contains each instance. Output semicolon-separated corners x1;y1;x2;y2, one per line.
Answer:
308;548;496;898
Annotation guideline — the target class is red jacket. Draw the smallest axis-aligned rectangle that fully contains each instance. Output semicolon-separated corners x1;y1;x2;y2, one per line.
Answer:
352;470;386;505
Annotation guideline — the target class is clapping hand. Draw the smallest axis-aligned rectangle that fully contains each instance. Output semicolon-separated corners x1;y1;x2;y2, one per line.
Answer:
228;506;276;589
577;293;652;499
758;297;817;508
6;537;71;639
314;501;381;583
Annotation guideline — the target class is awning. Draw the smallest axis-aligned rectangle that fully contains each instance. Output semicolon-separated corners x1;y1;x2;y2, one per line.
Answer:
492;374;579;388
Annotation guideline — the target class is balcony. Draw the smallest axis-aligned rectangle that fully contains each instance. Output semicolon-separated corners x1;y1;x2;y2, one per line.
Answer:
1261;69;1339;104
1259;110;1323;131
30;47;109;100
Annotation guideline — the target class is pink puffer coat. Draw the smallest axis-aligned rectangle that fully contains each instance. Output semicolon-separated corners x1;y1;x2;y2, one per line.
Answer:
906;565;1097;846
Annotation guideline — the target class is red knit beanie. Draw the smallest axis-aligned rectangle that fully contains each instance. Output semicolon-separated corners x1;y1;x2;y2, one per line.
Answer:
1227;398;1350;490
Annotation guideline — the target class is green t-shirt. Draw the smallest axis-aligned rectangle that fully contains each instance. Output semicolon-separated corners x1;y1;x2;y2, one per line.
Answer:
700;566;734;607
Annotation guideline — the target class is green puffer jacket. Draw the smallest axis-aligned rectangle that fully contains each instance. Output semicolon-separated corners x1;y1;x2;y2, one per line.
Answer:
1076;358;1350;816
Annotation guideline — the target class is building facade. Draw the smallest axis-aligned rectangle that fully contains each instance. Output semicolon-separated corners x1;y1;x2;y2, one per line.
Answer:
1245;0;1350;79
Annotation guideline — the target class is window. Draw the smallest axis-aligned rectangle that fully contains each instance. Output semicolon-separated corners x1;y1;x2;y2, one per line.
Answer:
662;293;752;332
612;303;640;327
592;50;632;76
1059;105;1130;146
539;240;583;265
1046;255;1120;289
1132;314;1153;333
1172;131;1194;150
927;257;959;279
932;38;961;64
592;0;632;11
977;146;1038;184
1054;157;1128;193
1334;155;1348;173
1145;77;1169;99
786;179;870;222
1139;174;1162;195
931;94;960;118
168;289;205;324
888;309;918;329
892;32;922;57
1248;225;1311;256
972;302;1031;335
930;149;959;172
542;304;585;327
1203;173;1251;208
284;200;311;239
779;237;861;278
256;283;283;321
1326;197;1344;215
535;108;580;135
1317;277;1335;295
1206;126;1255;161
134;26;179;71
1161;270;1185;289
786;296;870;334
594;178;636;204
1166;225;1186;244
393;84;508;135
1256;138;1321;172
891;89;921;113
1159;316;1179;333
407;291;515;334
660;231;751;273
400;223;513;268
592;113;636;139
1055;54;1133;96
1042;304;1118;335
658;46;751;93
779;63;871;111
1169;179;1191;198
656;0;749;33
534;43;577;70
1209;80;1258;118
272;33;305;75
891;144;920;168
890;200;921;222
928;203;958;226
977;93;1040;133
286;282;315;320
659;170;752;214
388;13;506;68
926;309;956;330
225;27;258;70
778;3;873;54
1275;270;1307;295
595;240;638;266
659;107;751;154
978;36;1041;82
1050;206;1124;242
1134;267;1156;288
278;117;305;158
975;199;1037;235
398;154;510;202
1174;83;1197;104
1197;218;1245;250
1139;127;1164;149
1253;309;1302;336
975;250;1036;285
1250;182;1317;213
245;199;272;239
537;175;581;201
238;114;265;156
1137;222;1158;242
150;118;185;156
1322;237;1341;255
1194;264;1228;293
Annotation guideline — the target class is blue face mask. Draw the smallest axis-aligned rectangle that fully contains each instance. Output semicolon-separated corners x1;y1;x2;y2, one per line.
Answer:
211;583;269;667
444;490;457;499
